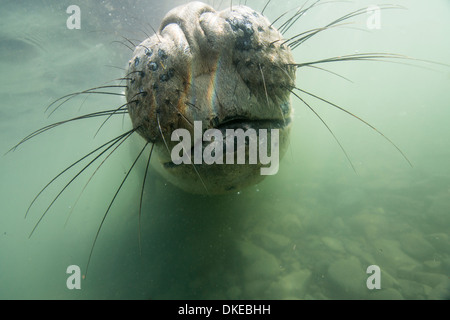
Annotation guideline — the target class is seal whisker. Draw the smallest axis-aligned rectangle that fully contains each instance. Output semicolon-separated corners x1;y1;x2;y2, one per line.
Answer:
23;130;135;220
293;86;413;167
185;101;200;111
294;53;450;72
258;63;270;108
283;22;350;48
45;85;127;115
290;89;357;173
146;23;161;43
27;129;137;238
9;109;129;153
156;112;170;155
120;35;140;49
139;143;154;256
47;91;125;118
94;101;136;138
47;92;126;117
261;0;271;15
269;8;291;29
104;65;126;71
302;64;353;83
65;129;140;227
85;139;148;277
168;101;194;127
282;4;404;49
172;130;209;194
259;63;286;127
291;53;410;68
111;40;134;52
278;0;321;34
155;112;209;195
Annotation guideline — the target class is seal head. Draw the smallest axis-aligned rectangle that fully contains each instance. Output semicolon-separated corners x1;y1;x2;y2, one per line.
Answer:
125;1;296;194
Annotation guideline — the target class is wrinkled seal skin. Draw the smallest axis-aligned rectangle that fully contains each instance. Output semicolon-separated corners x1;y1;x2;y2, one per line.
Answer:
125;1;296;194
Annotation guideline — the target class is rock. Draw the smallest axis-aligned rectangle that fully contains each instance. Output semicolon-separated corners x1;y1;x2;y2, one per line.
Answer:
368;288;404;300
411;272;447;288
398;279;426;299
428;281;450;300
426;233;450;255
237;240;281;282
443;257;450;270
226;286;242;299
244;279;271;299
343;238;376;265
266;269;311;299
350;211;389;240
251;231;290;253
372;239;420;271
327;257;368;298
427;192;450;229
399;233;435;261
321;237;346;253
379;269;400;290
272;213;303;235
423;260;441;270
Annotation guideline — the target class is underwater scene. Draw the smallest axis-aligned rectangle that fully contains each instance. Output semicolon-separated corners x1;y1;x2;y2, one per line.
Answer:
0;0;449;299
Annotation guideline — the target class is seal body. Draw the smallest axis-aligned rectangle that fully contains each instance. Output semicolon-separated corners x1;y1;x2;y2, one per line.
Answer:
125;1;296;194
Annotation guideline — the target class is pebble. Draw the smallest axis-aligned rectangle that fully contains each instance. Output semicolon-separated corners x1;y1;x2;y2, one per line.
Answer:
251;231;291;253
266;269;311;299
399;233;435;261
373;239;420;270
423;260;441;270
426;233;450;255
327;257;368;298
428;281;450;299
427;192;450;228
321;237;346;253
237;240;281;281
398;279;426;299
350;211;389;240
368;288;404;300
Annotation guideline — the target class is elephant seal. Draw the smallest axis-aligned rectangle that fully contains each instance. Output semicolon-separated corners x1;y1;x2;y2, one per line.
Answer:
125;1;296;194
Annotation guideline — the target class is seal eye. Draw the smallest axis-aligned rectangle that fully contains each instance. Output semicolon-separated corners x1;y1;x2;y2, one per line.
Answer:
134;57;140;67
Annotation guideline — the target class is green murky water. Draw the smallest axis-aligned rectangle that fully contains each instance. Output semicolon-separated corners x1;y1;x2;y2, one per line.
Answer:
1;0;449;299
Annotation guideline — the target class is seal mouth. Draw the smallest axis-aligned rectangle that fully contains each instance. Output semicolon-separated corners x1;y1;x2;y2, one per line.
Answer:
163;117;290;169
214;116;290;130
